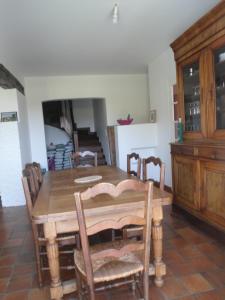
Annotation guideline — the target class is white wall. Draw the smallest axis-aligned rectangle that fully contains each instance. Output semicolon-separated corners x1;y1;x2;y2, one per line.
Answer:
44;125;70;146
115;123;158;178
93;99;110;164
0;88;18;112
72;99;95;132
25;74;149;169
0;123;25;206
17;91;31;168
0;88;28;206
148;48;176;187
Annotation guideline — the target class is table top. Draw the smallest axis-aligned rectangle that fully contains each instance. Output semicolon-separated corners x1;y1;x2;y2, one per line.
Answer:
32;166;172;224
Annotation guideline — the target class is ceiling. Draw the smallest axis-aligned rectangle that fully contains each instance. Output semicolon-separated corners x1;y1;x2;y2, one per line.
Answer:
0;0;220;77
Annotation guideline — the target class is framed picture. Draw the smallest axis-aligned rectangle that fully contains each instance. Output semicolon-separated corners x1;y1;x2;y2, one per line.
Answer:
1;111;18;122
149;109;157;123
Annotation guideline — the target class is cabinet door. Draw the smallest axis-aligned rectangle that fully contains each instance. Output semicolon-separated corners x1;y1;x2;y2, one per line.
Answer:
177;53;207;139
200;160;225;228
208;36;225;139
172;155;200;210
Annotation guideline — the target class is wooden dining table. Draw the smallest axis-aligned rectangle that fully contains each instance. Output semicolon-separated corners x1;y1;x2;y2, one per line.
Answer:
32;165;172;300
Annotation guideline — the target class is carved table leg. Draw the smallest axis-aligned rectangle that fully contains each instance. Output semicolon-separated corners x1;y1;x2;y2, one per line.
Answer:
152;206;166;287
44;222;63;300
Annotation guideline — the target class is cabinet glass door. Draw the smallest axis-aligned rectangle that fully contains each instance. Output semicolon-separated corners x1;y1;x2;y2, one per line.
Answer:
214;45;225;129
182;61;201;132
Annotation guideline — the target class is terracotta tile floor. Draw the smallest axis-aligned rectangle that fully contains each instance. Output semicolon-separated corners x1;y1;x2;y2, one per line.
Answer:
0;205;224;300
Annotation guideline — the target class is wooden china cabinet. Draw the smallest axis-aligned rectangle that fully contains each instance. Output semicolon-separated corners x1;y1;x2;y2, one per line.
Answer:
170;2;225;231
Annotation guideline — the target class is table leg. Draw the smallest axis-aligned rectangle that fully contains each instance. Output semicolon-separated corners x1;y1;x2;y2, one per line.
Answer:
44;222;63;300
152;206;166;287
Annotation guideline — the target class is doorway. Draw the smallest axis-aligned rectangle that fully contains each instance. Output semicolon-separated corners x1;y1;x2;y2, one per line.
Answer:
42;98;110;170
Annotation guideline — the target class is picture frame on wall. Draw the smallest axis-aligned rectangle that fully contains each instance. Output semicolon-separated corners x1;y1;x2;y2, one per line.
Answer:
1;111;18;122
149;109;157;123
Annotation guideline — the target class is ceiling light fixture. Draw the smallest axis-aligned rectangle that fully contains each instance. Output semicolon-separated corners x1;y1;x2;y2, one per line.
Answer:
112;3;119;24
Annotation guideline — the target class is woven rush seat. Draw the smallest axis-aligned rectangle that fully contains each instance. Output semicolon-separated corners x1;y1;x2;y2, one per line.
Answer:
74;240;143;283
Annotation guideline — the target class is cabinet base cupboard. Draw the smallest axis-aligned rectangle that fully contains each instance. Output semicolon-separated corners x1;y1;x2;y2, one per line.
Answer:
171;2;225;232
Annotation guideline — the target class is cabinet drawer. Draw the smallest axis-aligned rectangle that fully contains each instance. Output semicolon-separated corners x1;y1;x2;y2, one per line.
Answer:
198;147;225;161
171;144;194;156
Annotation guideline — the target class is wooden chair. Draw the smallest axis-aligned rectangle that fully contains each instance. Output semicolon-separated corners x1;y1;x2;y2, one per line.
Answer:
124;156;165;241
142;156;165;190
33;162;43;186
123;153;142;241
127;153;141;179
24;165;39;200
74;179;153;300
22;171;76;287
70;151;98;168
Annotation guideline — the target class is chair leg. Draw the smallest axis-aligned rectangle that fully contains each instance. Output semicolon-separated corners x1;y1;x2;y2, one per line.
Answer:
75;267;83;300
131;276;136;297
88;283;95;300
143;271;149;300
122;228;128;239
32;224;43;287
35;243;43;287
75;233;81;250
112;229;116;241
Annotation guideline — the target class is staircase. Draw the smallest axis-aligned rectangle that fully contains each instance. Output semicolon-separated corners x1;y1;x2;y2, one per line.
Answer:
77;128;107;166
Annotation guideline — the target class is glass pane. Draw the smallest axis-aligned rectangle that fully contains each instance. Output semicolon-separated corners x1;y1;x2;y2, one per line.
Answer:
183;61;201;132
214;46;225;129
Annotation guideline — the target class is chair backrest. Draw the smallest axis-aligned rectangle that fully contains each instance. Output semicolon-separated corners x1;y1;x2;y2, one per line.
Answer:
70;151;98;168
127;153;141;179
33;162;43;185
21;174;34;219
142;156;165;191
74;179;153;288
23;166;39;200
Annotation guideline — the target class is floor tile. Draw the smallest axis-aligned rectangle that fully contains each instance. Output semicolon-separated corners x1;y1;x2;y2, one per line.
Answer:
148;285;167;300
168;262;195;276
161;277;189;298
28;287;50;300
0;278;9;293
202;269;225;288
0;268;13;279
7;275;33;292
181;273;214;294
176;245;202;259
177;296;196;300
0;205;223;300
0;256;17;268
176;227;209;245
2;290;29;300
187;256;217;272
195;288;225;300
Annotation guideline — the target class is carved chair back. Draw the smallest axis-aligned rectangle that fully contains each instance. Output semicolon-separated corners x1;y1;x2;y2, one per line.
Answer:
23;167;39;203
70;151;98;168
74;179;153;299
127;152;141;179
33;162;43;185
142;156;165;190
21;175;33;219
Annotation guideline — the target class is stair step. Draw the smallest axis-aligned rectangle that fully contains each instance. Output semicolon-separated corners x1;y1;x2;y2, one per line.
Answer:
79;145;102;152
79;140;99;146
78;157;106;166
77;128;97;137
79;135;98;139
98;159;107;166
76;129;107;165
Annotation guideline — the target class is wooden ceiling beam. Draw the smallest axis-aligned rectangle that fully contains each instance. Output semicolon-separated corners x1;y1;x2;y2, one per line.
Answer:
0;64;24;95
